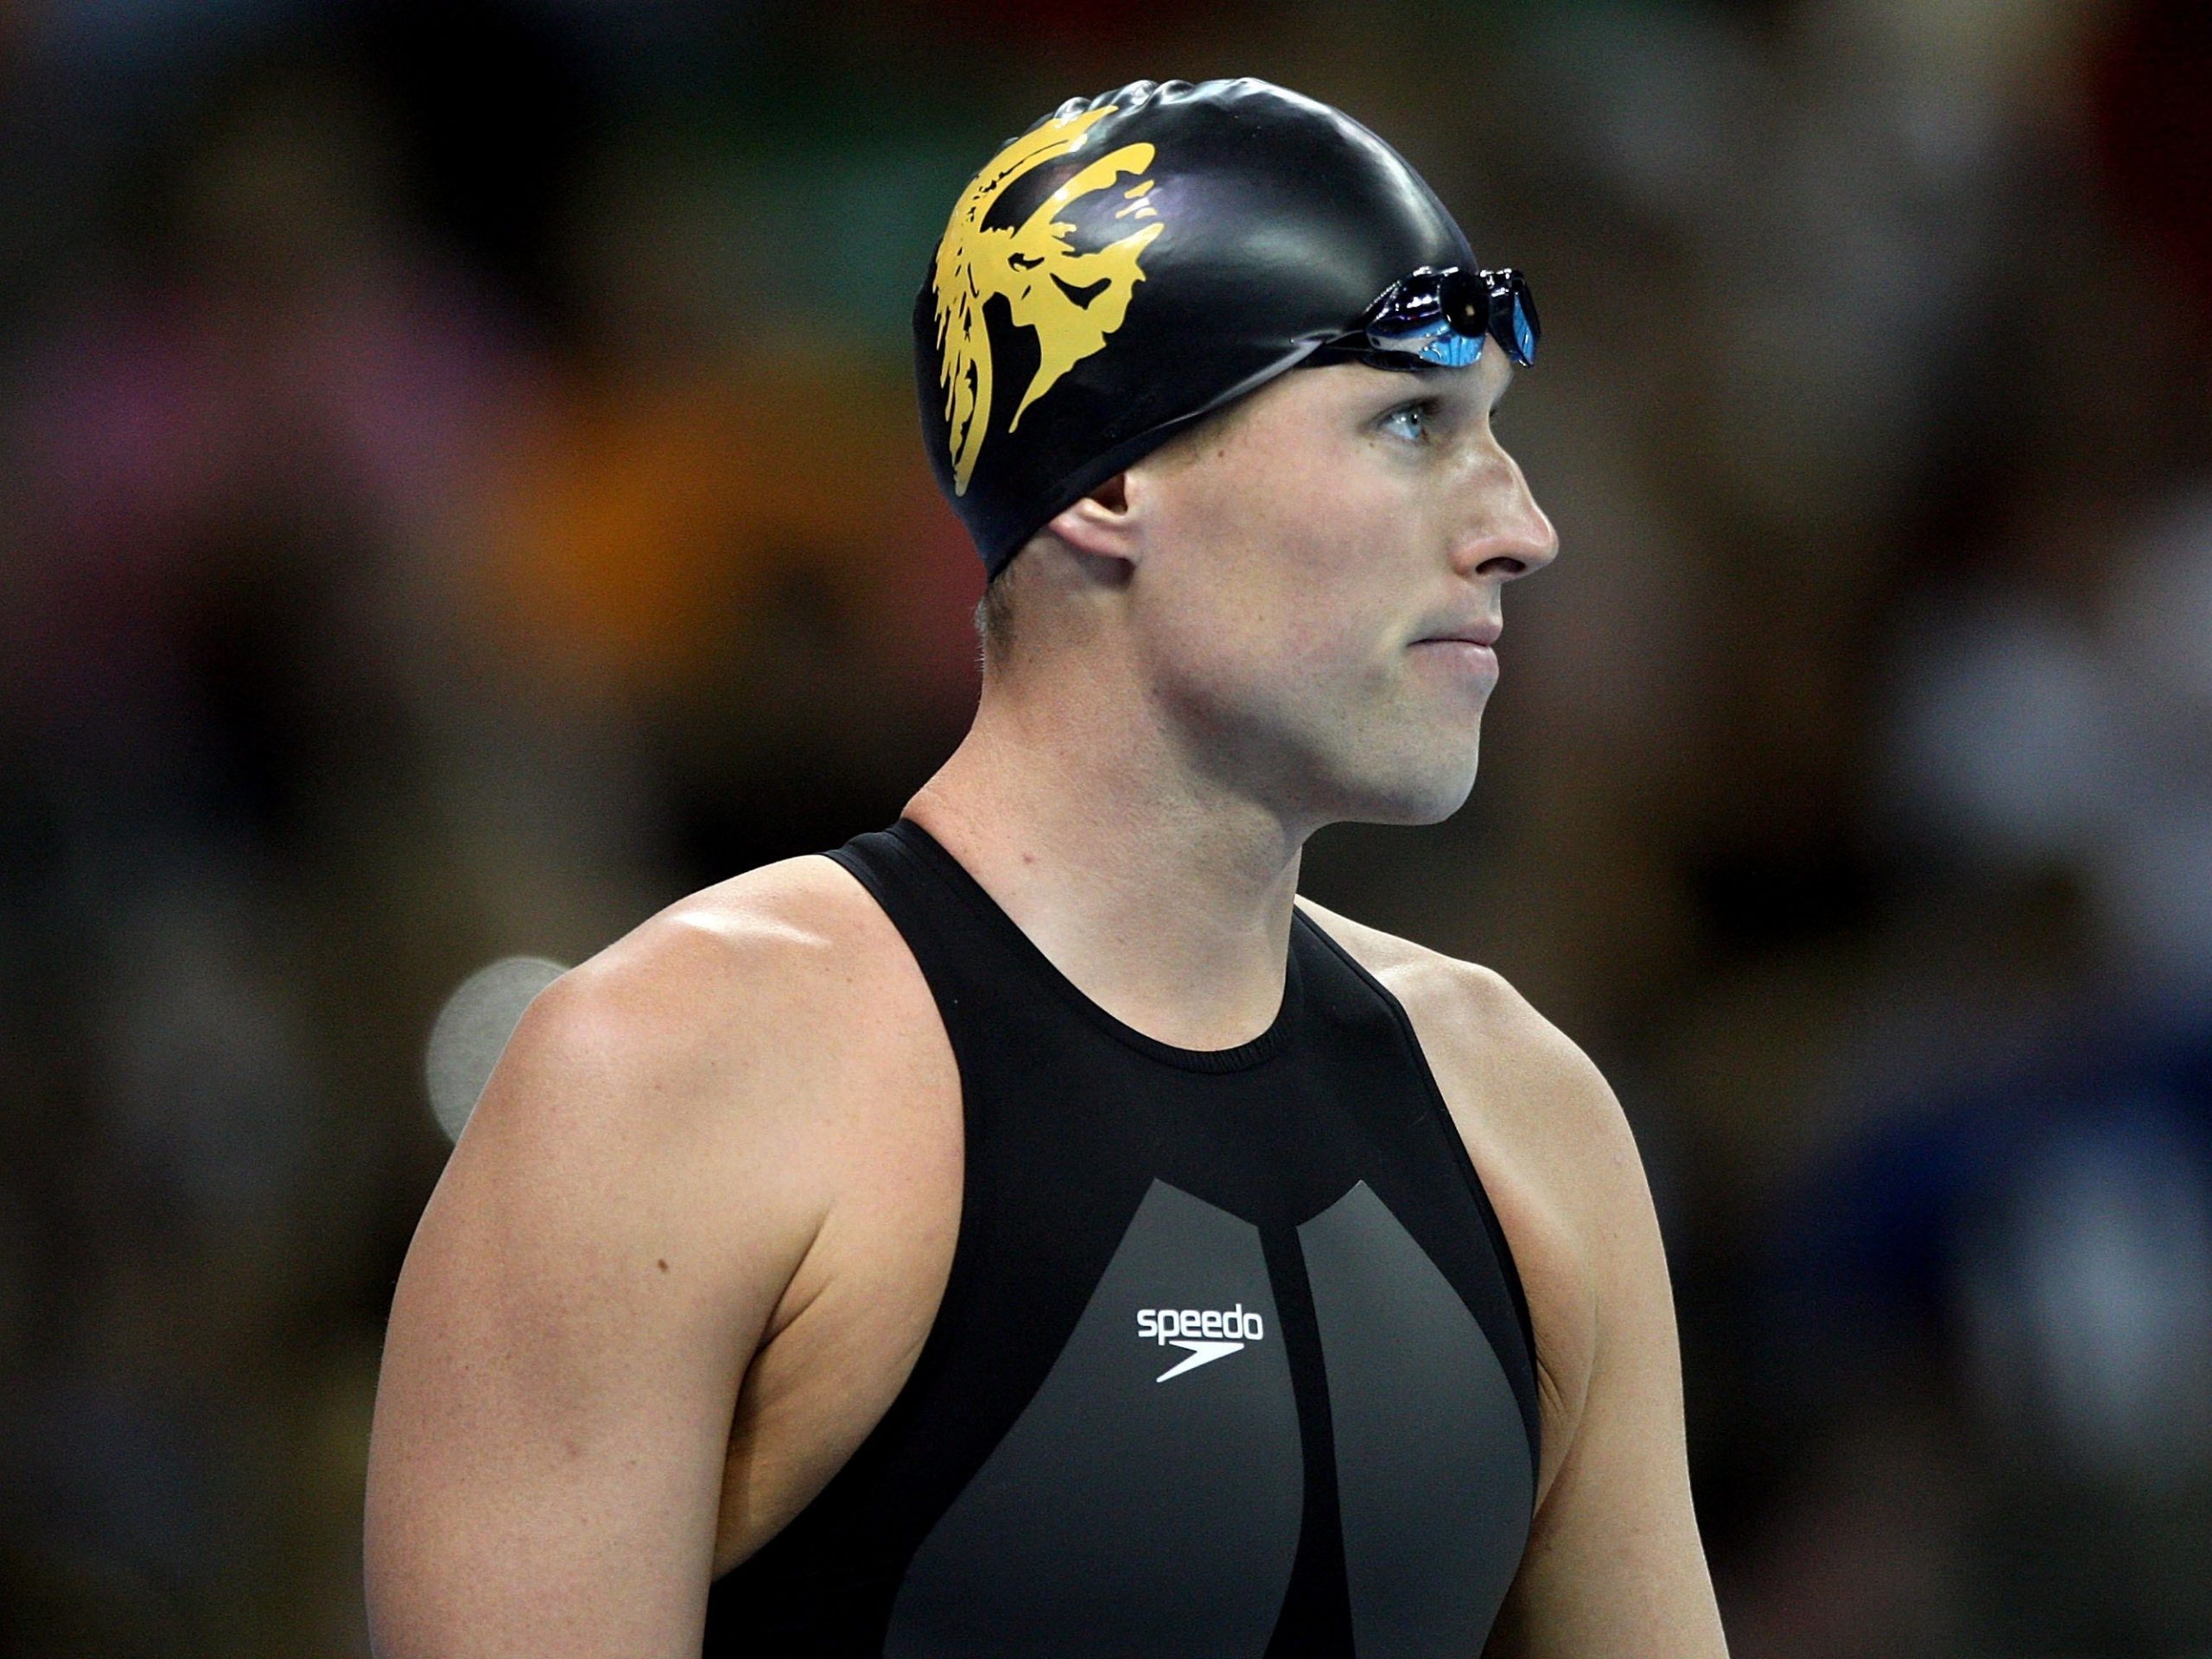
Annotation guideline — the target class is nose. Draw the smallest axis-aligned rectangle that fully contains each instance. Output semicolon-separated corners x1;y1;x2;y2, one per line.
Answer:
1450;442;1558;582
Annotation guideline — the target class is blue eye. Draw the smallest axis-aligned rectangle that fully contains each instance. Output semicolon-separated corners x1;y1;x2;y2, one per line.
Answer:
1381;402;1429;442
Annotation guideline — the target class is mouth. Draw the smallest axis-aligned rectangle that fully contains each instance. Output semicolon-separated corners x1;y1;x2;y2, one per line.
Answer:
1410;619;1503;649
1408;618;1503;684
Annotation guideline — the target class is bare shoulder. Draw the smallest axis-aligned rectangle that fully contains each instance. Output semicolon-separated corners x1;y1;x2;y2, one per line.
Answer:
1293;896;1633;1174
522;852;906;1089
1294;895;1651;1503
486;855;922;1163
422;850;946;1335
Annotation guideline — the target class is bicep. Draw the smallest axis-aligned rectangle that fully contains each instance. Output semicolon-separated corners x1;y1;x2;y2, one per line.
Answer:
364;984;811;1658
1485;1143;1726;1659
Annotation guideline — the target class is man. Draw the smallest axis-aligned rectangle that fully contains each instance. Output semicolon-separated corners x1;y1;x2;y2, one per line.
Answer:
366;79;1729;1657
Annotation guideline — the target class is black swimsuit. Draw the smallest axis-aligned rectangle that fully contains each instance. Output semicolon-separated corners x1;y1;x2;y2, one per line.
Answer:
702;820;1539;1657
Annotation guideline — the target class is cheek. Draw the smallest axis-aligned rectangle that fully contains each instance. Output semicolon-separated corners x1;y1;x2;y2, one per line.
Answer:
1181;460;1408;635
1196;539;1371;686
1140;410;1435;699
1271;497;1424;680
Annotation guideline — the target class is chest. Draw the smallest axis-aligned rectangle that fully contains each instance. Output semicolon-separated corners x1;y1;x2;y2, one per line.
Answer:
713;960;1542;1656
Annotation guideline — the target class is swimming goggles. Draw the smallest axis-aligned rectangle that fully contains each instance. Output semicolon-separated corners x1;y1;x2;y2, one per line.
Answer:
1309;265;1539;372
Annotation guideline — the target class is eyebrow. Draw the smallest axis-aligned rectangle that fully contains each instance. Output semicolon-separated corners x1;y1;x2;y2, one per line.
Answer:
1395;363;1513;405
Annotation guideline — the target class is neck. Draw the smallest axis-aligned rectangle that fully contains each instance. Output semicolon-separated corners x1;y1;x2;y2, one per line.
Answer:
904;662;1306;1052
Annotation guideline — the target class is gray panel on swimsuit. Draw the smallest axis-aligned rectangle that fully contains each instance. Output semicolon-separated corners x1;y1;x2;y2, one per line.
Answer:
887;1179;1303;1659
1299;1181;1534;1659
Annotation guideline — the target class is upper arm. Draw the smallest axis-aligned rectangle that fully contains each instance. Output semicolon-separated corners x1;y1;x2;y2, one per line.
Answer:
364;918;832;1659
1480;1033;1726;1658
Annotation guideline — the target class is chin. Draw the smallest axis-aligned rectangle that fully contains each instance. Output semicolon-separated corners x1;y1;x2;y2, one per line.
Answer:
1334;754;1482;828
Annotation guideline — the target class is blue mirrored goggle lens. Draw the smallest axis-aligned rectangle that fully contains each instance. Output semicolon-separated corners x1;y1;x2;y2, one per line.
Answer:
1424;330;1485;368
1487;272;1538;366
1370;322;1482;367
1366;270;1536;367
1505;289;1536;365
1341;267;1537;372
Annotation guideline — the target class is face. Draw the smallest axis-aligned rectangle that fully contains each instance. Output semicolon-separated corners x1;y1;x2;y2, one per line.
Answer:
1124;349;1557;829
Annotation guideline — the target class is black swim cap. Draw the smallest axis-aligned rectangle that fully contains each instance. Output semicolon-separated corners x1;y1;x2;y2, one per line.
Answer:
915;78;1480;579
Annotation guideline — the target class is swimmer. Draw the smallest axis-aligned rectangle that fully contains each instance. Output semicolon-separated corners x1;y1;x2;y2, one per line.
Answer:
366;79;1729;1659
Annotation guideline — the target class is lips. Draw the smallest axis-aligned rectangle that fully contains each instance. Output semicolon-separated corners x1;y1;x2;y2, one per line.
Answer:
1412;620;1502;649
1408;618;1502;687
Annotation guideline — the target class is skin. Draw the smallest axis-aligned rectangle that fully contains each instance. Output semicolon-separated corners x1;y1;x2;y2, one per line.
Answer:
365;346;1730;1657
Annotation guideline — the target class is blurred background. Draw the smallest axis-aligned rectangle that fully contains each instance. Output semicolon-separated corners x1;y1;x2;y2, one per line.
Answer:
0;0;2208;1653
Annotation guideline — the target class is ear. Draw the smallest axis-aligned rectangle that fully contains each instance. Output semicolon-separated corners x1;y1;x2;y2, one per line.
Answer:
1039;472;1141;569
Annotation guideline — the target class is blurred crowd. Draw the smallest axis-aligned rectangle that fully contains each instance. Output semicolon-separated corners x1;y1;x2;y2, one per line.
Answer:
0;1;2206;1654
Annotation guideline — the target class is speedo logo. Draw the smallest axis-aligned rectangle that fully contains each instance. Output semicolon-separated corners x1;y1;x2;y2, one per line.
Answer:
1135;1306;1266;1382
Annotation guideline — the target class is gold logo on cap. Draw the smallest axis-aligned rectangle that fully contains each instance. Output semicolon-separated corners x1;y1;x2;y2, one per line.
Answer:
931;105;1163;494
